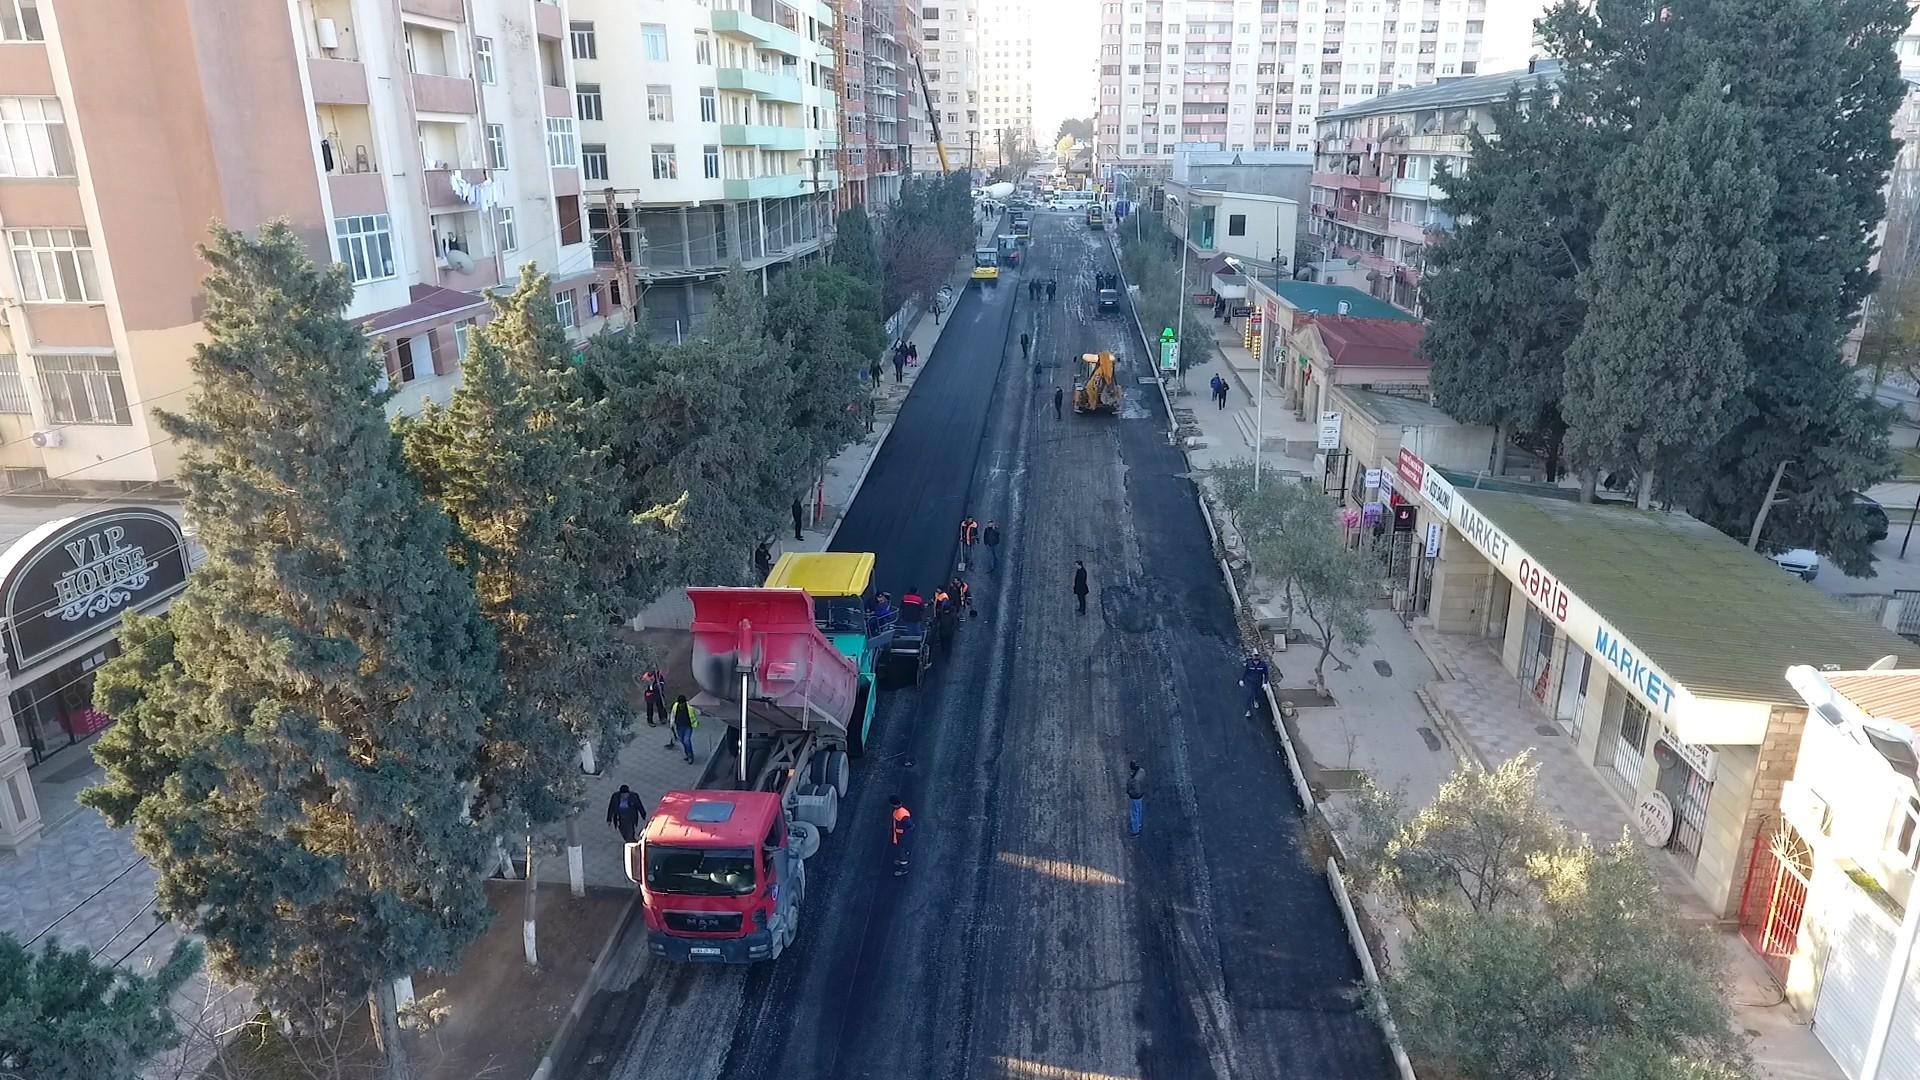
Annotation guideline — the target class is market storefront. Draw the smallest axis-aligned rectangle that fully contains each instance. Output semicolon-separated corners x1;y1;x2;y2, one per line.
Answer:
1401;464;1920;916
0;506;193;848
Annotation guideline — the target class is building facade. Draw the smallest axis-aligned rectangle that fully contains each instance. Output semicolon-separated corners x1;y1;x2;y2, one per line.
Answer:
833;0;918;210
977;0;1033;164
1096;0;1489;181
1308;59;1555;311
916;0;979;173
572;0;841;337
0;0;612;496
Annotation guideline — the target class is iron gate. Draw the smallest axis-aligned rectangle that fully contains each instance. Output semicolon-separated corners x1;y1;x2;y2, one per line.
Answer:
1738;823;1811;984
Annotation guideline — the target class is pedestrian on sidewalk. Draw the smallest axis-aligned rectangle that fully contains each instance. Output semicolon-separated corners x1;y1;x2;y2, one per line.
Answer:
983;520;1002;572
1211;374;1228;410
607;784;648;844
1073;561;1089;615
669;695;699;763
889;795;916;877
642;668;669;727
1239;649;1272;718
1021;332;1031;359
869;358;883;385
792;497;805;541
906;342;919;367
754;540;774;582
1054;386;1064;420
894;349;906;383
1125;761;1146;837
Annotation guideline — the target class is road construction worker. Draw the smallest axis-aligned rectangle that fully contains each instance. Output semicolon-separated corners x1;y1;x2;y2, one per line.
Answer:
889;796;916;877
951;577;974;618
958;516;980;569
901;586;924;612
1240;649;1272;718
1020;332;1031;359
933;586;956;650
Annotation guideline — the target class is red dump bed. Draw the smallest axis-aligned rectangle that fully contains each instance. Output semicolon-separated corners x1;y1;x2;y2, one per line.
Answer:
686;587;858;735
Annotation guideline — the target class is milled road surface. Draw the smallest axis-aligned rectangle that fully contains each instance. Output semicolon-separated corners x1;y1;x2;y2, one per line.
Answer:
555;211;1393;1080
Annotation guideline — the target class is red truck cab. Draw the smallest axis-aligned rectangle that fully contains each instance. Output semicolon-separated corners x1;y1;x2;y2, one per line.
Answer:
632;790;805;963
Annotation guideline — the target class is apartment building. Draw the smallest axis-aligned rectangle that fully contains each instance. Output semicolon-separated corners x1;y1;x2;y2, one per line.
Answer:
1308;58;1552;311
572;0;841;336
977;0;1034;163
0;0;608;498
1096;0;1488;182
834;0;918;210
917;0;981;173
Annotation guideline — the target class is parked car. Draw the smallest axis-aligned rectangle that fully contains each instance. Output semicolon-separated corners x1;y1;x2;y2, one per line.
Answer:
1097;286;1120;312
1848;492;1891;542
1770;548;1821;581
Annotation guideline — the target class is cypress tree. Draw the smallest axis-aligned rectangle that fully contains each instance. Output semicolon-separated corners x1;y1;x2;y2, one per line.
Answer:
81;223;500;1080
0;931;201;1080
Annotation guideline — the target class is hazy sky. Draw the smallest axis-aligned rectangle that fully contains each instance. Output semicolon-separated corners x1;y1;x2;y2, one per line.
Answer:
1022;0;1550;145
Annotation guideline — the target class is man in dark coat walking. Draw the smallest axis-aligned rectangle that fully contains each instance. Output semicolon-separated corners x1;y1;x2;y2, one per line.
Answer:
1053;386;1064;420
983;520;1002;573
1073;561;1089;615
607;784;646;844
1125;762;1146;837
792;497;805;541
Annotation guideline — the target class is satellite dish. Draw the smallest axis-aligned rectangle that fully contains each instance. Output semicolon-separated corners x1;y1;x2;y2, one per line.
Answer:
1870;654;1902;670
446;248;476;273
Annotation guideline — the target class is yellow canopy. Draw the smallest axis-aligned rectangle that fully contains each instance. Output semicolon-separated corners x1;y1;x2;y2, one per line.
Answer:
765;551;876;598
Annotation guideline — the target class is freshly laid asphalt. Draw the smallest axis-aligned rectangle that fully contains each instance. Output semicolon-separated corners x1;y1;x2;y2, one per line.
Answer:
554;211;1393;1080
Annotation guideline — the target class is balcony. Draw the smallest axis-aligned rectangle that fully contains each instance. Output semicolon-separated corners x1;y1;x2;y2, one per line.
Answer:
309;56;368;105
722;124;806;150
424;167;491;210
533;0;563;39
713;9;813;59
1312;170;1388;193
400;0;464;18
1334;206;1388;232
1388;218;1427;243
412;72;477;114
724;173;807;199
1405;132;1471;154
543;84;572;118
718;67;805;103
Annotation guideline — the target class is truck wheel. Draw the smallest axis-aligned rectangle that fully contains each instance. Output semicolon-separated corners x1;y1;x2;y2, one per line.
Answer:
825;751;850;798
789;820;821;860
815;786;839;834
809;754;831;790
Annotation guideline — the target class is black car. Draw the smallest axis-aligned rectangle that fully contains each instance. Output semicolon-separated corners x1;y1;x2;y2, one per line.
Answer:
1097;287;1120;312
1849;492;1891;542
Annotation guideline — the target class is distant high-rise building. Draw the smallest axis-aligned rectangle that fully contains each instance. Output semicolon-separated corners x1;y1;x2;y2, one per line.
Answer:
978;0;1034;164
915;0;980;172
1097;0;1489;180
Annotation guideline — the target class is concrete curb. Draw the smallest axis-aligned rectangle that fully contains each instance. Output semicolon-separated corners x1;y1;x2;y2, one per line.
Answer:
528;891;641;1080
1263;682;1317;817
1327;858;1420;1080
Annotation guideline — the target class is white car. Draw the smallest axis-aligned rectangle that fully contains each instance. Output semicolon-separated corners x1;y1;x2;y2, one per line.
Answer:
1770;548;1820;581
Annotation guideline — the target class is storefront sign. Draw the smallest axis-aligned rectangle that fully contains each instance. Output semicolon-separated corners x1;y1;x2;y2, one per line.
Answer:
1379;468;1395;496
1;508;190;677
1595;625;1678;716
1317;412;1343;450
1397;447;1426;491
1424;522;1442;558
1364;468;1383;490
1515;557;1571;623
1420;465;1456;517
1657;735;1718;781
1635;791;1676;847
1453;501;1513;566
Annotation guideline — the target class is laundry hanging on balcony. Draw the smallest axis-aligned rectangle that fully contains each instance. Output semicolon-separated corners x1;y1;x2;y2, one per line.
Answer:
448;171;499;212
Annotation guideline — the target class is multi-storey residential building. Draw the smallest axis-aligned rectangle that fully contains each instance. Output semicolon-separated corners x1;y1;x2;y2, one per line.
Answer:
1097;0;1489;182
835;0;916;209
573;0;841;336
977;0;1034;163
0;0;601;494
1307;59;1552;311
917;0;980;173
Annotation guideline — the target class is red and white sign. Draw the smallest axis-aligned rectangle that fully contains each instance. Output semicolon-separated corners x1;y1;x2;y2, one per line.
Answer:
1397;447;1426;491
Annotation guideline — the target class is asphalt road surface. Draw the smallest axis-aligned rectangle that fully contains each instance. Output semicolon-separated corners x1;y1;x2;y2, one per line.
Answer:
555;210;1393;1080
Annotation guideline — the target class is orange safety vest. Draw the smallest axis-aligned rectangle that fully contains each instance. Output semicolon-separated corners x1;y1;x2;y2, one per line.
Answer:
890;806;912;844
933;588;951;609
960;519;979;545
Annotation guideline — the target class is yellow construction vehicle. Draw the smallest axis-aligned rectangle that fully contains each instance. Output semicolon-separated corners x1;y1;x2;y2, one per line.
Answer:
1074;352;1122;414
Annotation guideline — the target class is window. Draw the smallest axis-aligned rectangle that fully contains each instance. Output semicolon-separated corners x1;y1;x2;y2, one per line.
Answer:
650;143;677;179
546;117;577;166
485;124;509;169
7;228;101;303
0;355;28;414
703;144;720;179
0;97;75;178
0;0;42;41
452;319;474;361
333;215;396;284
475;36;497;84
923;5;939;16
554;291;576;329
694;30;712;65
642;23;668;62
569;21;596;59
1897;797;1920;868
578;83;604;121
582;143;608;181
1228;213;1247;236
924;28;940;41
699;87;718;123
494;206;518;252
646;85;672;122
36;354;129;426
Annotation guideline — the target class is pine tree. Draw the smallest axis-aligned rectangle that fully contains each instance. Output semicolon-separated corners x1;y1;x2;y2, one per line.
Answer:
80;223;501;1080
768;264;874;469
0;932;202;1080
400;266;648;834
830;205;882;295
1562;73;1778;507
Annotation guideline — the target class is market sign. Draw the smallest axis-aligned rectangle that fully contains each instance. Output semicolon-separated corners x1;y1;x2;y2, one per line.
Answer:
1;508;191;676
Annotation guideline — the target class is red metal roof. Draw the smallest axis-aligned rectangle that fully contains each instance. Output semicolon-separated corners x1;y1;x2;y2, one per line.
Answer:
645;790;780;848
1825;672;1920;734
357;285;487;334
1314;315;1427;369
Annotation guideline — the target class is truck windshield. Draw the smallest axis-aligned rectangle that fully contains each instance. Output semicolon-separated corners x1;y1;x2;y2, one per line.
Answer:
643;845;757;896
814;595;867;633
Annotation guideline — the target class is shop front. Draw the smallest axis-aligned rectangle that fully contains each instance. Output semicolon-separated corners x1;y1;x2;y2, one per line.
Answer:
0;506;192;848
1402;465;1920;917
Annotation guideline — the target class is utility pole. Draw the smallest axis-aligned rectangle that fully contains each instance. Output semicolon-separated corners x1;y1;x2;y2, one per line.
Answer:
602;187;637;333
967;129;977;175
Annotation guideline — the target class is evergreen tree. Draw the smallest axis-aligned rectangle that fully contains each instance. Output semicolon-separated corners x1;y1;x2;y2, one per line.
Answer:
1562;74;1777;507
80;223;501;1079
0;932;201;1080
767;264;872;468
830;205;882;295
400;266;648;832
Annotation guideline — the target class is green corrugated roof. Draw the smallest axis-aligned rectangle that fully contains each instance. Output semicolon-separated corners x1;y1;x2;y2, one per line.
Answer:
1461;490;1920;704
1268;281;1418;322
1341;387;1456;428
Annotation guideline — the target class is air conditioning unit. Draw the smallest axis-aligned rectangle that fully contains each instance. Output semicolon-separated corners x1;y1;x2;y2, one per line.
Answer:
316;17;340;50
31;429;63;448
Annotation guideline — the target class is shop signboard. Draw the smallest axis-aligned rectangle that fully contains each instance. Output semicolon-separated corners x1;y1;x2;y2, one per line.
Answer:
0;508;191;677
1397;447;1426;490
1364;468;1383;490
1424;522;1442;558
1658;734;1718;781
1635;791;1676;847
1317;411;1342;450
1419;463;1456;518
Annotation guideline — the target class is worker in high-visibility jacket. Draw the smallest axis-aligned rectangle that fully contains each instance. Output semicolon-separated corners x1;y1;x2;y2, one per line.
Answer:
889;795;916;877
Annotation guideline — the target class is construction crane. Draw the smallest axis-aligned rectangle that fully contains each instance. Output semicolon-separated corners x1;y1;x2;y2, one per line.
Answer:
915;57;951;175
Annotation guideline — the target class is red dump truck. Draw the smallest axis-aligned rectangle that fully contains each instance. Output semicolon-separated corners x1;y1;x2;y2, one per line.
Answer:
625;584;865;963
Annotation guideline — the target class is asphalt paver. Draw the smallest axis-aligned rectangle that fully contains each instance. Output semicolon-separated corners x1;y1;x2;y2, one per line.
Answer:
554;211;1393;1080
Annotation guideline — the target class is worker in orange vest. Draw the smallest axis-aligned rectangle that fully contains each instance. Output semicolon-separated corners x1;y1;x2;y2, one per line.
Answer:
959;515;979;551
889;795;916;877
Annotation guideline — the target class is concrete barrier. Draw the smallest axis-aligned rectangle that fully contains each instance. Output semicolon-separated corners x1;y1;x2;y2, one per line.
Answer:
1326;858;1419;1080
528;893;640;1080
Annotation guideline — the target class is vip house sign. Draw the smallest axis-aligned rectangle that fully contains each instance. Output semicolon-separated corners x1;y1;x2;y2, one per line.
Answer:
0;508;190;676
